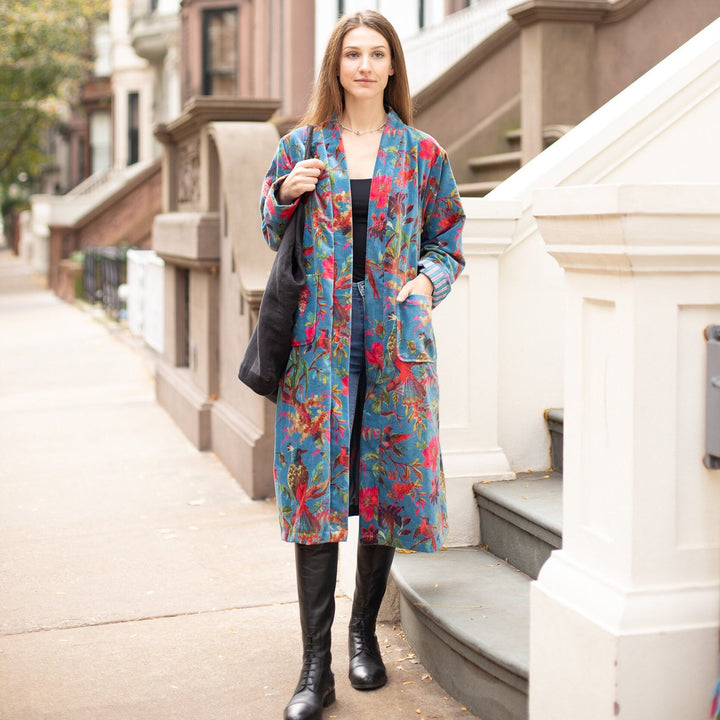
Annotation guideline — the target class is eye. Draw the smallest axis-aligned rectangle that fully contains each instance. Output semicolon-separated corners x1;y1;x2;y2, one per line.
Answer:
345;51;359;59
373;51;385;59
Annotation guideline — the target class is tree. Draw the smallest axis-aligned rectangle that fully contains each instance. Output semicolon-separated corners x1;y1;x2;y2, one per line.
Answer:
0;0;108;196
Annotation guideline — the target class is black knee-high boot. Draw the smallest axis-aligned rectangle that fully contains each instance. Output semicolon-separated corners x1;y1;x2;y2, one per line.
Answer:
348;544;395;690
284;543;338;720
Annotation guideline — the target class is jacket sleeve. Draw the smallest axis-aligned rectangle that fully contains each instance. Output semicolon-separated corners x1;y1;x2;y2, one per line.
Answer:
260;132;304;251
418;144;466;307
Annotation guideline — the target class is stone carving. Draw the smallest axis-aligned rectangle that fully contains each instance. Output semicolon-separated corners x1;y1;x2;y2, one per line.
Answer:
177;137;200;205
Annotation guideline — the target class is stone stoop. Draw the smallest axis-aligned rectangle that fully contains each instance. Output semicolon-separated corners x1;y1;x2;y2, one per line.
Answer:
391;414;564;720
474;472;562;581
393;547;530;720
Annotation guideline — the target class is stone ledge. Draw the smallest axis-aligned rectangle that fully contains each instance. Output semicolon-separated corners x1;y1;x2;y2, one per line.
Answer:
155;97;281;145
152;212;220;262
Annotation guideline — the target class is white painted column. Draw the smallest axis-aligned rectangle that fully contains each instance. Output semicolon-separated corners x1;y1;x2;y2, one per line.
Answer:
437;198;519;546
530;184;720;720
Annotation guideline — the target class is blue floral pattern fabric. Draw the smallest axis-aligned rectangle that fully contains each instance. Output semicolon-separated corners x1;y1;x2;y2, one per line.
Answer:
260;110;465;551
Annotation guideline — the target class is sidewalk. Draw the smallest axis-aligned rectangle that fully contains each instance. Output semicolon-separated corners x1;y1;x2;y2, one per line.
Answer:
0;249;479;720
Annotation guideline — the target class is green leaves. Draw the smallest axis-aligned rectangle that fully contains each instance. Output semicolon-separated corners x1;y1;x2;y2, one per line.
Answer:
0;0;108;187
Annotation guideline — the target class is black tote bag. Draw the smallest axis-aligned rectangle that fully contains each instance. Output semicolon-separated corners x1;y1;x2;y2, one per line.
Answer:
238;126;314;403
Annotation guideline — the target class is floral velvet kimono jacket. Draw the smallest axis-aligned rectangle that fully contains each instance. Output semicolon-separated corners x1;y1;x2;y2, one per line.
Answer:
260;110;465;552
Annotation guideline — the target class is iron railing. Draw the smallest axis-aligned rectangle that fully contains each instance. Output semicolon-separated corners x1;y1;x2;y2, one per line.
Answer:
83;247;128;320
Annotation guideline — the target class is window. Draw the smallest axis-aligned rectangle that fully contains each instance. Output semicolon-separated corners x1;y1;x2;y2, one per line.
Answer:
128;92;139;165
202;8;238;96
90;110;111;174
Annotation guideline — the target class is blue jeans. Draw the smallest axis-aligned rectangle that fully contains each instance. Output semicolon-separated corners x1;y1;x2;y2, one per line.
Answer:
348;281;366;428
348;282;366;515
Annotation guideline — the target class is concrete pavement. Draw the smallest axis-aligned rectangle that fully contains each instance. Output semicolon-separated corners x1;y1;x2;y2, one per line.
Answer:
0;248;479;720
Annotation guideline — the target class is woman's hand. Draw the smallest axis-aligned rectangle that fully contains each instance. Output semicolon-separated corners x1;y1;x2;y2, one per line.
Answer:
277;159;325;205
397;273;434;302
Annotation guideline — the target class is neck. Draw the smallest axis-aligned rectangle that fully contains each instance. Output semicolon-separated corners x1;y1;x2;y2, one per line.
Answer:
341;101;386;132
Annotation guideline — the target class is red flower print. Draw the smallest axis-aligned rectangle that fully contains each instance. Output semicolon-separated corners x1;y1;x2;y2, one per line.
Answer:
398;167;415;185
419;137;438;161
368;212;387;241
366;341;384;368
389;481;415;501
360;525;379;544
321;256;335;278
359;486;379;522
297;285;310;313
370;175;391;209
422;436;439;471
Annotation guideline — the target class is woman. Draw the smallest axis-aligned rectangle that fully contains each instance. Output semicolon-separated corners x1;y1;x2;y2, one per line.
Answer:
260;10;465;720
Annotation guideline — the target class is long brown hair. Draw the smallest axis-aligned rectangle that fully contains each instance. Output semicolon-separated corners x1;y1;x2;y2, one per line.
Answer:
300;10;413;128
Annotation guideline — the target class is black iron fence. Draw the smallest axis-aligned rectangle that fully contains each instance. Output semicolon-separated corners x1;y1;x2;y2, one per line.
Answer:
82;247;128;320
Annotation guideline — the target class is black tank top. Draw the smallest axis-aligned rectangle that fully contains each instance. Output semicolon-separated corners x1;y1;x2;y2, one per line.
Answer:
350;178;371;283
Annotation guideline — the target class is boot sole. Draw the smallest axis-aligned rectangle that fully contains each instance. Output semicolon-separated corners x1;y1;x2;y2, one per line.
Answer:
349;676;388;691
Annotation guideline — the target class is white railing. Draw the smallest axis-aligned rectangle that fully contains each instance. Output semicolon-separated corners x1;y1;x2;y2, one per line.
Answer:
404;0;518;95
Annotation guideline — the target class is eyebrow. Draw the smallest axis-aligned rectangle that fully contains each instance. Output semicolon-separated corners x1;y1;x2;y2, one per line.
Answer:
343;45;388;50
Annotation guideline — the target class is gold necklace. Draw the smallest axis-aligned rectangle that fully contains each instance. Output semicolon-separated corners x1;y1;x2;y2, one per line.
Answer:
339;118;386;136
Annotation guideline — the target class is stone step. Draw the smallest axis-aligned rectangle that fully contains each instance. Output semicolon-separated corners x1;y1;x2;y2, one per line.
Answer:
474;472;562;581
393;546;530;720
468;150;523;171
456;180;500;197
467;150;522;183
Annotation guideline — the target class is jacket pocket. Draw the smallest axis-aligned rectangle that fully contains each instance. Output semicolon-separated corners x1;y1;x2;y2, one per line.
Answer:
291;282;318;346
395;294;436;362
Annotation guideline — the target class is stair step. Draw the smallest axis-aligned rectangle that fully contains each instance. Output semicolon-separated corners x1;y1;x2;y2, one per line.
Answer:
468;150;522;171
457;180;500;197
474;472;562;580
393;547;529;720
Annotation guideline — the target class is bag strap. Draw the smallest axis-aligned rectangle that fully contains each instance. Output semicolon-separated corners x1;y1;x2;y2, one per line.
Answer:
296;126;315;206
304;125;315;160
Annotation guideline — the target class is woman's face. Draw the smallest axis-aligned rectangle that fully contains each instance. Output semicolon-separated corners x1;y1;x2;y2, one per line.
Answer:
338;26;394;104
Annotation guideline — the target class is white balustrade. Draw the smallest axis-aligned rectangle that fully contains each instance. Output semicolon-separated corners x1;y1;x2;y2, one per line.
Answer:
404;0;517;95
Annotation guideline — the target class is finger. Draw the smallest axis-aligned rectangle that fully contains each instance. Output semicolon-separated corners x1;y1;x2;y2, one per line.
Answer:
296;159;325;173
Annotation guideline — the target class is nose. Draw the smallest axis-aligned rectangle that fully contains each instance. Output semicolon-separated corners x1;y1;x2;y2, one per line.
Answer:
359;53;371;70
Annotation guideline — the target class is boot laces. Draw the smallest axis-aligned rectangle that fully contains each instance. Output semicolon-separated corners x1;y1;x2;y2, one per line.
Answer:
349;616;381;658
297;634;330;691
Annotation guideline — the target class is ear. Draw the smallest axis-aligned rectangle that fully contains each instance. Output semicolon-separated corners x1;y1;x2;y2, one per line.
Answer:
389;66;394;76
